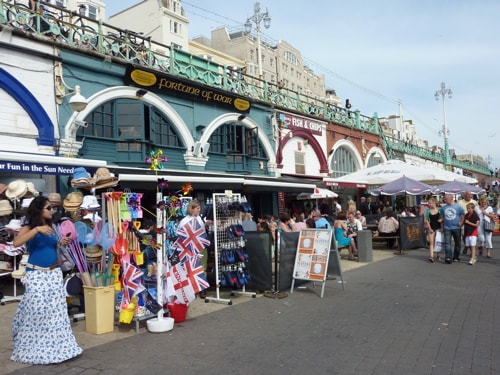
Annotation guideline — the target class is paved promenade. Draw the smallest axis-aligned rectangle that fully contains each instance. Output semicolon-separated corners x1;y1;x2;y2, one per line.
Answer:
1;237;499;374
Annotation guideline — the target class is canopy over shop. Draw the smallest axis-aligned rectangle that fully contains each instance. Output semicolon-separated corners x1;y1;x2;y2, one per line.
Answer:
323;159;478;186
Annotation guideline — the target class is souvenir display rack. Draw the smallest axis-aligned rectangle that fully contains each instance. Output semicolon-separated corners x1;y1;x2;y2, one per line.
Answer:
205;192;255;305
100;190;157;331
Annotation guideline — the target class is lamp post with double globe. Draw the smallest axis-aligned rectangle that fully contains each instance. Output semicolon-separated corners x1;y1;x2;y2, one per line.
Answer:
435;82;453;169
244;2;271;80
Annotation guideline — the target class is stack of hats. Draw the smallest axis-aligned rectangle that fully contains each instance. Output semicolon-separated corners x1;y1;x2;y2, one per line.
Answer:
70;167;119;190
63;192;84;212
70;167;93;189
93;168;119;190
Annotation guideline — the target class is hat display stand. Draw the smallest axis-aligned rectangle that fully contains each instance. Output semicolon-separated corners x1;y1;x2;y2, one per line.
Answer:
0;252;27;305
1;180;26;305
0;232;26;305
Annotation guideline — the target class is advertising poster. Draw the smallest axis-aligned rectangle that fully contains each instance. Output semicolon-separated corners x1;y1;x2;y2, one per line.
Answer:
292;229;332;281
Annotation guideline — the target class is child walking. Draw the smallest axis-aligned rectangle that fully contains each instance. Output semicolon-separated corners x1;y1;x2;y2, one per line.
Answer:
464;202;480;265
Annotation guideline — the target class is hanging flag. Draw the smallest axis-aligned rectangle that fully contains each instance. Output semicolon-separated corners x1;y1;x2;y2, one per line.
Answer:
184;257;209;294
174;218;210;262
163;260;177;304
121;255;145;303
169;262;196;304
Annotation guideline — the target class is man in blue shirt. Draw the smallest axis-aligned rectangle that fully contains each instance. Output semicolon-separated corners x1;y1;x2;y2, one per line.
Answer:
311;209;332;229
442;194;465;264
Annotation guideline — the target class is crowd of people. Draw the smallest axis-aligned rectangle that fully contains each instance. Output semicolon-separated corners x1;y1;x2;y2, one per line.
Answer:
425;192;497;265
257;190;498;265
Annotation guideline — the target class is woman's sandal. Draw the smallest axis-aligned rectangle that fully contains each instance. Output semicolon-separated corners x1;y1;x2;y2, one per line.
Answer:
436;255;441;262
428;257;434;263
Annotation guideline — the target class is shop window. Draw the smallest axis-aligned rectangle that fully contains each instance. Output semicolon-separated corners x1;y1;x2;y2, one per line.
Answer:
295;151;305;174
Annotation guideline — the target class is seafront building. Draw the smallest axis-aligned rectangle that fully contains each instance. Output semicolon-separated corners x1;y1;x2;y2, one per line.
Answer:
0;0;490;216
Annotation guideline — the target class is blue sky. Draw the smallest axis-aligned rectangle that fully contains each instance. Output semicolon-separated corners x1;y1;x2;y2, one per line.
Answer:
106;0;500;172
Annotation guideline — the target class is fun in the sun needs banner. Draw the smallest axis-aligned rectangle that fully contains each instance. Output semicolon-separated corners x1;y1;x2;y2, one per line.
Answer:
0;161;77;175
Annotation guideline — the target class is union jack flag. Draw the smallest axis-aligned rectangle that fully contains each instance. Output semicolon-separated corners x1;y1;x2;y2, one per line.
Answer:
168;262;196;304
121;255;145;303
184;257;209;294
174;218;210;262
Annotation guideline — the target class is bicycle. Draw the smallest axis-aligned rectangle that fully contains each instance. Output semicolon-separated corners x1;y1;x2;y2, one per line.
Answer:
5;0;36;31
44;4;98;48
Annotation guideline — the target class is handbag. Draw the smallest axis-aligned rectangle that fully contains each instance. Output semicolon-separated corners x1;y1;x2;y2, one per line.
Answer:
484;218;495;232
434;231;444;253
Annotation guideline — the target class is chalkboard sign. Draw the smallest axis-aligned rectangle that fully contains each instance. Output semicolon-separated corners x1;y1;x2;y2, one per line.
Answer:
291;229;332;281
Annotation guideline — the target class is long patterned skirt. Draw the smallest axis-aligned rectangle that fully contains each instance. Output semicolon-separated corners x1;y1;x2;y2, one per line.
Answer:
11;268;83;364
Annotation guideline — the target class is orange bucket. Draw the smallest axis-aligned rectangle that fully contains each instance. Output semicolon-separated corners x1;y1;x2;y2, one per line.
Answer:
167;302;189;323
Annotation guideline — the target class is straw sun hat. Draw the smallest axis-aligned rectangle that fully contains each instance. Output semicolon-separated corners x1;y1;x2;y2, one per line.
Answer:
48;193;62;206
63;192;84;212
5;180;28;200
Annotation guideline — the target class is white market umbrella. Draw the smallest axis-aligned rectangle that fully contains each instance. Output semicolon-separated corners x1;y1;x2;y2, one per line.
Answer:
323;160;478;186
297;187;338;200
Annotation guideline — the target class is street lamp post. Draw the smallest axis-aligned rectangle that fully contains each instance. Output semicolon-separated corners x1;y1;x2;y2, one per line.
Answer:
435;82;453;169
244;2;271;80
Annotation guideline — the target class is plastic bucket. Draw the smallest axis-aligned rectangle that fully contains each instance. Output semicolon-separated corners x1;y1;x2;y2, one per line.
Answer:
167;302;189;323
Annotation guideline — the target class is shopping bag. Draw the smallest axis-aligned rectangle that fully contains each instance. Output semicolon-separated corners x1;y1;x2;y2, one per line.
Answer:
434;231;444;253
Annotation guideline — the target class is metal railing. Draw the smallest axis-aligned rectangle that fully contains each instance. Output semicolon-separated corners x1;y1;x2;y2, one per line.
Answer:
382;136;490;175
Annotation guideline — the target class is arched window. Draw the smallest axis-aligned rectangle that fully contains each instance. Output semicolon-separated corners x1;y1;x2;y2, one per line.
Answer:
209;123;263;157
77;98;181;162
367;153;382;167
209;123;264;172
330;146;357;178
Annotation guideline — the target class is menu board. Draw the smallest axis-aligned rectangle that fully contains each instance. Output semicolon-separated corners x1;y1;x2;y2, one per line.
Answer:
292;229;332;281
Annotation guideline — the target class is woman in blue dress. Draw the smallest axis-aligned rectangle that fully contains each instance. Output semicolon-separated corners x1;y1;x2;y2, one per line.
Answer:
333;211;358;261
11;196;82;364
